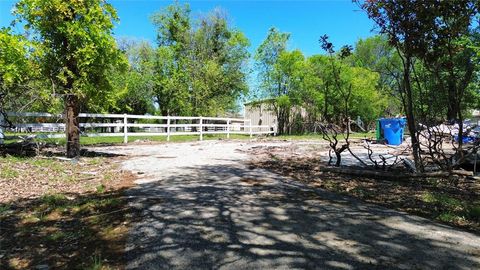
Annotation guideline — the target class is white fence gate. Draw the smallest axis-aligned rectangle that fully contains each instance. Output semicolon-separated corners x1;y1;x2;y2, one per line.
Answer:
0;112;275;144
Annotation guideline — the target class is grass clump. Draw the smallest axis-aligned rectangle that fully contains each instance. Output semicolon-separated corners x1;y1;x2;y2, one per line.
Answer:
0;204;11;214
421;192;462;209
421;192;479;226
41;194;68;208
96;184;107;193
0;167;20;179
467;204;480;221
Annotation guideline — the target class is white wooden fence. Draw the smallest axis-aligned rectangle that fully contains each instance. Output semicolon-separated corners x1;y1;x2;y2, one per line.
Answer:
0;112;275;144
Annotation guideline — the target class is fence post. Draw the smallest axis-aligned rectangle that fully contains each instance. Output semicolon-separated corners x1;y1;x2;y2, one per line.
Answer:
0;113;4;145
249;119;253;138
199;116;203;141
227;119;230;139
167;115;171;142
123;113;128;144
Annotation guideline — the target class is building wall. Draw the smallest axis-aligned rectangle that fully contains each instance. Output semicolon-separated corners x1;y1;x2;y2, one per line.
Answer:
245;103;277;133
245;101;319;134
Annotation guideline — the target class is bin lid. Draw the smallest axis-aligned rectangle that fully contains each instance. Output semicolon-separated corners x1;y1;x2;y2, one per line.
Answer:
379;118;406;128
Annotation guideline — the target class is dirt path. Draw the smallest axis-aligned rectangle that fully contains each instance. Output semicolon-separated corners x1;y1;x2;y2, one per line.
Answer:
95;140;480;269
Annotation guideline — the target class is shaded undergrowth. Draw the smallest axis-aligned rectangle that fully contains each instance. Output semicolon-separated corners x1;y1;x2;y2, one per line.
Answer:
0;151;136;269
251;156;480;233
0;189;137;269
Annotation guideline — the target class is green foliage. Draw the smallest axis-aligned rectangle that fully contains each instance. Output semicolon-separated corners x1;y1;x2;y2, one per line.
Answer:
421;191;480;224
351;35;403;116
109;38;156;114
0;28;31;89
468;205;480;221
357;0;479;124
41;194;68;208
151;3;250;116
151;1;191;51
356;0;480;172
12;0;127;156
14;0;126;102
2;0;478;143
0;28;54;113
254;30;387;133
347;67;387;124
254;27;291;99
421;192;463;209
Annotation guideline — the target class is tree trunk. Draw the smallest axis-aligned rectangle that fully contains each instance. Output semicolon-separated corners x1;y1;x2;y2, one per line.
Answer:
65;94;80;158
403;56;423;172
323;83;330;122
335;151;341;167
446;83;459;122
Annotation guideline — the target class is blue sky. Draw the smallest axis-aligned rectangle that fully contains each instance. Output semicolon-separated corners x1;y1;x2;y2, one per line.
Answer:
0;0;376;56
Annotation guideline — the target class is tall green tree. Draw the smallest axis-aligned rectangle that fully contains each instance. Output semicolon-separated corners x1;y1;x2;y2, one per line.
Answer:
351;35;403;116
0;28;63;118
150;2;191;116
110;38;155;115
14;0;125;157
151;3;249;116
254;27;291;133
357;0;480;171
189;10;250;116
154;46;190;115
255;27;290;97
0;28;34;115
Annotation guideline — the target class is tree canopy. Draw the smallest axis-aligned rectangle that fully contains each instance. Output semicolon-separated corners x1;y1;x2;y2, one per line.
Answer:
151;3;250;116
1;0;479;154
13;0;126;157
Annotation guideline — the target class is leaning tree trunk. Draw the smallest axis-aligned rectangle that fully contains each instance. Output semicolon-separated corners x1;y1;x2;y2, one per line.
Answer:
65;94;80;158
403;56;423;172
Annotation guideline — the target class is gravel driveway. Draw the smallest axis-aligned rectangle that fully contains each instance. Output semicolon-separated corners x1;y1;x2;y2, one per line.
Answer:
95;140;480;269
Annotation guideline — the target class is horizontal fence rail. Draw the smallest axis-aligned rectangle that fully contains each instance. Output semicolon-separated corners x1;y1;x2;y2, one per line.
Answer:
0;112;276;144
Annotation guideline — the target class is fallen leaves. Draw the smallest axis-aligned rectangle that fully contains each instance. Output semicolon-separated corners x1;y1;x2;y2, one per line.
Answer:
247;143;480;233
0;150;137;269
0;155;132;203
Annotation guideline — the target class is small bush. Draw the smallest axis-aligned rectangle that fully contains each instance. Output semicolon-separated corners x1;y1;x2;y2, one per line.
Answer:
421;192;462;210
96;184;106;193
467;205;480;221
41;194;68;208
0;167;19;179
438;212;460;223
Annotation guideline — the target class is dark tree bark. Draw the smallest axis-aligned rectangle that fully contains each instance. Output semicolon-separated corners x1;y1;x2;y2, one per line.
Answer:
402;55;423;172
65;94;80;158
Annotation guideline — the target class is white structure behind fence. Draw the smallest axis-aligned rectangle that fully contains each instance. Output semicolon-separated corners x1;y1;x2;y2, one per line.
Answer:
0;112;275;144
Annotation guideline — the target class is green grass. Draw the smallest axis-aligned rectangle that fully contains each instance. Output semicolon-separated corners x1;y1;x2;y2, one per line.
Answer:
421;192;463;209
46;231;69;242
3;191;130;269
421;191;480;224
0;156;68;183
4;133;254;146
0;166;20;179
41;194;69;208
275;132;374;141
96;184;107;193
437;212;461;223
3;132;374;146
0;204;11;214
86;251;106;270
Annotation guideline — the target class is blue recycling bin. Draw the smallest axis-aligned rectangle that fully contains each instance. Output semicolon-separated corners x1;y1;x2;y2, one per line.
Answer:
378;118;406;145
453;135;476;144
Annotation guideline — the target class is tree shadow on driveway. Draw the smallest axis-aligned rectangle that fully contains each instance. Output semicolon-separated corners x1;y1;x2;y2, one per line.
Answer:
125;163;480;270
